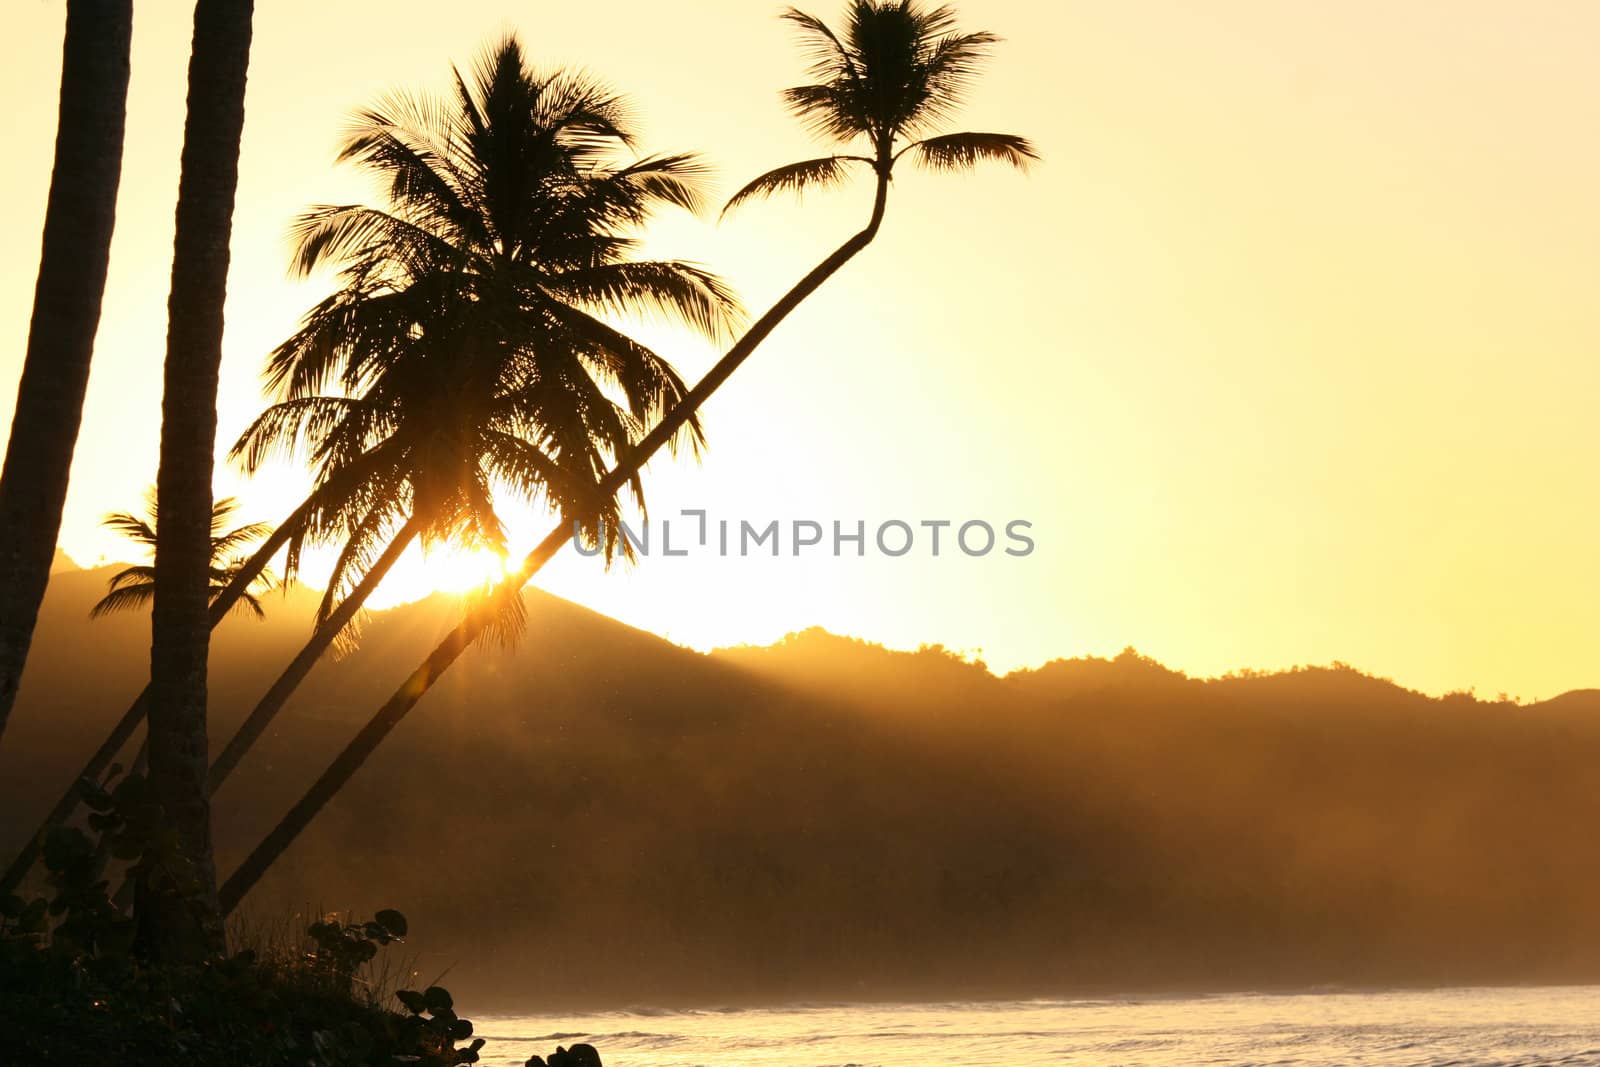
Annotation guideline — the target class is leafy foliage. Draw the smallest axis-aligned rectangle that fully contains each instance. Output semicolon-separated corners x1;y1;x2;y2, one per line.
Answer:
527;1043;605;1067
0;776;495;1064
233;35;743;623
395;984;486;1065
90;493;275;620
725;0;1035;214
0;898;486;1063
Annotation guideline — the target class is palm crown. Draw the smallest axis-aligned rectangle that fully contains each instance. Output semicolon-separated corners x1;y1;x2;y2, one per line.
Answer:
91;494;274;620
232;37;742;615
725;0;1036;215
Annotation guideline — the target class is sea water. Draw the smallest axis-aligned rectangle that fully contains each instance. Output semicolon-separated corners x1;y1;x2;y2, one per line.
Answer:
475;985;1600;1066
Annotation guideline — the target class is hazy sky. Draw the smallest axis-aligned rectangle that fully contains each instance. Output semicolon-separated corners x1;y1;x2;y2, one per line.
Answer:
4;1;1598;699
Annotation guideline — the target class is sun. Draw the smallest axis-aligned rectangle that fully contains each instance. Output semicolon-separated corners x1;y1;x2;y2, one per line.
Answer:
367;544;514;609
428;546;513;593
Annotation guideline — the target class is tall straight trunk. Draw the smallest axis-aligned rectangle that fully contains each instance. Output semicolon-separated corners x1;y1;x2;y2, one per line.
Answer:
220;171;891;913
0;501;306;898
208;516;423;792
0;0;132;742
140;0;254;962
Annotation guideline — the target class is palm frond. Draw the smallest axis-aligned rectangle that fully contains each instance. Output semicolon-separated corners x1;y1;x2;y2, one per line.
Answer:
233;589;269;620
89;580;155;620
337;89;487;249
543;260;744;342
463;580;529;651
478;430;608;518
779;83;869;142
539;303;705;457
287;204;464;282
318;502;412;625
529;67;638;156
100;511;155;548
604;152;714;216
210;559;273;619
918;29;1001;118
211;520;273;556
721;156;870;218
264;284;435;400
781;7;862;84
898;131;1037;172
230;396;367;473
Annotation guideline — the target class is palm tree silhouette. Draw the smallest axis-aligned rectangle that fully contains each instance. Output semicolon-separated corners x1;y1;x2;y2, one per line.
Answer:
203;37;737;792
82;494;273;840
89;494;274;620
219;0;1034;912
0;0;132;743
723;2;1034;211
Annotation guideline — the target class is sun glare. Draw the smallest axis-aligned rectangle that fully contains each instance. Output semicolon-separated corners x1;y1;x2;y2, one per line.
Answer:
367;544;514;609
427;546;513;594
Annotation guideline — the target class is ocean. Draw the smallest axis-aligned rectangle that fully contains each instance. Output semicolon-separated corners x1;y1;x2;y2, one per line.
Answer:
476;985;1600;1066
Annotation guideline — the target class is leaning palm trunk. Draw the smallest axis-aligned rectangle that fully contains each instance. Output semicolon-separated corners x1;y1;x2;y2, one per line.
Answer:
0;0;132;741
140;0;255;962
207;516;424;792
219;174;889;912
0;500;307;897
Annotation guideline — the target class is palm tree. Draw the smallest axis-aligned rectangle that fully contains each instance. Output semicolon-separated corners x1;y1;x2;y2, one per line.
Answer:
0;0;132;743
202;38;737;793
141;0;255;962
78;495;273;834
90;494;274;620
218;0;1034;913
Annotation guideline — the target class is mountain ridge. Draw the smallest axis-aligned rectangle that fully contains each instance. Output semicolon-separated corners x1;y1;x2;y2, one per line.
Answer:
4;562;1600;1008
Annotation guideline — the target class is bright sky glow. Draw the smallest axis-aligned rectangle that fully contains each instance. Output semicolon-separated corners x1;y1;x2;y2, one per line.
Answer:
5;1;1600;699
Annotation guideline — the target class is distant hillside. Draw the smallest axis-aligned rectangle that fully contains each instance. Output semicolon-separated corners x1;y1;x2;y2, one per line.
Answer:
3;566;1600;1009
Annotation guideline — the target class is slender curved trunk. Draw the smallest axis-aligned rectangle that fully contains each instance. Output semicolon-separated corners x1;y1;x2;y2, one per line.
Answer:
208;516;423;792
220;171;891;913
139;0;254;962
0;501;307;897
0;0;132;742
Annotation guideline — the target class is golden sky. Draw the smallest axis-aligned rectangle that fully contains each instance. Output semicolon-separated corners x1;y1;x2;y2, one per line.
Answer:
4;1;1599;699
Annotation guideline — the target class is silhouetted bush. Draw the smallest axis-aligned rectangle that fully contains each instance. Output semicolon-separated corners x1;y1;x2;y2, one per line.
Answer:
0;775;489;1065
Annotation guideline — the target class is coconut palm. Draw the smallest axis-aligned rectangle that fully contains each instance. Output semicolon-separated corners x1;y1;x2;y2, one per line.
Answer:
0;0;132;743
722;1;1035;212
141;0;255;962
89;494;274;620
201;37;737;793
219;0;1034;913
79;495;272;874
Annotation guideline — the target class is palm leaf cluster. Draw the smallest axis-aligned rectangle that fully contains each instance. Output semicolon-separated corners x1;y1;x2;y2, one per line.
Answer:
725;0;1035;216
232;38;741;620
91;494;273;620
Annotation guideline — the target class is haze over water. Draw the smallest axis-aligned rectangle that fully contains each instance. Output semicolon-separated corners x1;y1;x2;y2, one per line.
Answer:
479;986;1600;1066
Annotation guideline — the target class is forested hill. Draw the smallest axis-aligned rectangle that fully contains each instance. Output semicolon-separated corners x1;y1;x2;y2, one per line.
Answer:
4;560;1599;1009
